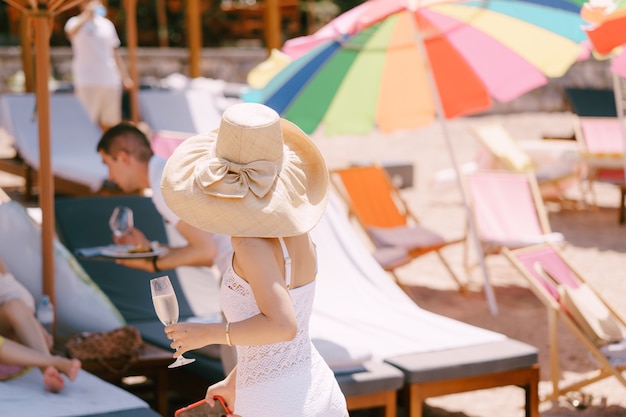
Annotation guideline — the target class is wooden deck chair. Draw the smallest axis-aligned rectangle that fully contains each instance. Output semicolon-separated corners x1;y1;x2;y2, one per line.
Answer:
572;117;626;223
470;124;580;206
330;164;467;293
463;171;565;273
503;243;626;401
565;87;626;223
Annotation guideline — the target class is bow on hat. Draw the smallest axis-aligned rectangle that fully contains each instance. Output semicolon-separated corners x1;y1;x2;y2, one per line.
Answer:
194;156;278;199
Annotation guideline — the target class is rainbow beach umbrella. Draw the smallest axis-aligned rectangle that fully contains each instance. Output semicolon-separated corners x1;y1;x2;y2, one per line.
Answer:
244;0;588;136
245;0;588;315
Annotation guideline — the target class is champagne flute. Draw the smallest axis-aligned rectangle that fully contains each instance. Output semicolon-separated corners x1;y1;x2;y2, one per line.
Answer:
109;206;134;237
150;276;196;368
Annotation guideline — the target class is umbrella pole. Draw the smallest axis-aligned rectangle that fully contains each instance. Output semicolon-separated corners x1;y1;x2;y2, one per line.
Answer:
264;0;281;51
124;0;139;123
155;0;168;47
186;0;201;78
437;107;499;316
32;8;56;330
409;4;498;315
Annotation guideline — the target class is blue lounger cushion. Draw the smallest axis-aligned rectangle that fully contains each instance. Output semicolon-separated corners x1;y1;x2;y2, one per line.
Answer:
54;195;226;383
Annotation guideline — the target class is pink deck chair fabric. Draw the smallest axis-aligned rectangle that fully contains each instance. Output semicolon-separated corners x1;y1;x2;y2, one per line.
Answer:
505;243;626;398
580;118;626;156
465;171;563;248
512;245;579;301
578;118;626;182
150;130;194;158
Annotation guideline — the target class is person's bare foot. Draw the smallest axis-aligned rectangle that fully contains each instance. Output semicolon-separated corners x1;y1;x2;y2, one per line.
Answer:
49;357;81;386
64;358;81;381
43;366;64;393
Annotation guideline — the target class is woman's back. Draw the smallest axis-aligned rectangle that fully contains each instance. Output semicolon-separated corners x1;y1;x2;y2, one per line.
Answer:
220;236;346;416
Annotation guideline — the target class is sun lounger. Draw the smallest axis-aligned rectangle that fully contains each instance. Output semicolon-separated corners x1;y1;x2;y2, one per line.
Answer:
0;93;108;198
0;192;162;416
52;191;540;416
311;195;540;417
53;194;406;416
0;196;125;338
53;196;199;335
138;89;225;134
1;367;160;417
54;194;230;402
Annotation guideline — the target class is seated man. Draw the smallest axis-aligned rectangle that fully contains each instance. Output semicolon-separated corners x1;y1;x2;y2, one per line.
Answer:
96;123;232;277
0;258;81;392
97;123;237;371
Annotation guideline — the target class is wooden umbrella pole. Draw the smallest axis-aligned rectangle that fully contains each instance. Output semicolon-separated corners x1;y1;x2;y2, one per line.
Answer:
155;0;168;47
186;0;201;78
125;0;139;123
19;12;35;93
53;0;84;14
264;0;281;51
32;7;56;325
3;0;27;11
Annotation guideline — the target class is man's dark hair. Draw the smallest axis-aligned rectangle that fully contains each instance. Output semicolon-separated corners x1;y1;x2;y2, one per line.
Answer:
97;122;153;163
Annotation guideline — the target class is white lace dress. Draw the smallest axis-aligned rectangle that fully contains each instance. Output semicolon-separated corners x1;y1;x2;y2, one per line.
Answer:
220;238;347;417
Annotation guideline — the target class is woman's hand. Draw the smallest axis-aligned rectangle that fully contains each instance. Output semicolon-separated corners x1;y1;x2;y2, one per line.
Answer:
206;374;236;416
164;322;213;356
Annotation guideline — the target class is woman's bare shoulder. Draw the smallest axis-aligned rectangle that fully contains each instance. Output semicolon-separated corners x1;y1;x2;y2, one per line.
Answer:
231;237;275;259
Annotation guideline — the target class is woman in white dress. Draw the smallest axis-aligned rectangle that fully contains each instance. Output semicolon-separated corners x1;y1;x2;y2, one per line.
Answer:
161;102;348;416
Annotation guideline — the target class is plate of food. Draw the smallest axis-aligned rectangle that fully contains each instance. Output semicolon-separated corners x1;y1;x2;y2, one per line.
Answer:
99;243;168;259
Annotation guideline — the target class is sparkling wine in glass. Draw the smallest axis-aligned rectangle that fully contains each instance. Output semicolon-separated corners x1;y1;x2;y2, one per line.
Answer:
109;206;134;237
150;276;195;368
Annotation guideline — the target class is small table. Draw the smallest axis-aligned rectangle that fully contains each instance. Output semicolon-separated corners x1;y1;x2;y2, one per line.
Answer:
79;342;173;417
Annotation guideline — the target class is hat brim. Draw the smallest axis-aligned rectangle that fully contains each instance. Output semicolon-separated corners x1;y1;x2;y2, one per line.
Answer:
161;118;329;237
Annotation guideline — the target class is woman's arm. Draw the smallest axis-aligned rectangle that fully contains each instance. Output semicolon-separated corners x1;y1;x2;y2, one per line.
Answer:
165;237;297;351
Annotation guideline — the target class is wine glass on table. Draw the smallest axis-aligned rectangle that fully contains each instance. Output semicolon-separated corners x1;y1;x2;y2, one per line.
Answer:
109;206;134;237
150;276;196;368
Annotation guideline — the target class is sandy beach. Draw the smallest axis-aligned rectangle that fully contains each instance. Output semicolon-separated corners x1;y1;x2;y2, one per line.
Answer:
1;110;625;416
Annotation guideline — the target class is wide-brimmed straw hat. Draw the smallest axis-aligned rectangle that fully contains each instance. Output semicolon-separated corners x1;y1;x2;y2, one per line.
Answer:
161;102;329;237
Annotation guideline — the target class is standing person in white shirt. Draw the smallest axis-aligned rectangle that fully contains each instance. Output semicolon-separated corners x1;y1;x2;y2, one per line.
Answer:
65;0;133;130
